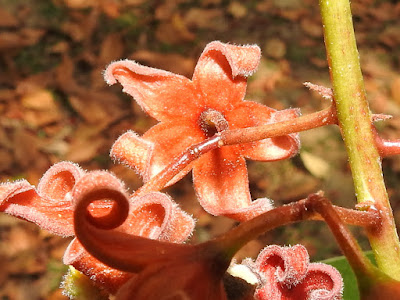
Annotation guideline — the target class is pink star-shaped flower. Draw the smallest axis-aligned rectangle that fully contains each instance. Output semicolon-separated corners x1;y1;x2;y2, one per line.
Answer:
0;162;195;293
251;245;343;300
105;41;300;222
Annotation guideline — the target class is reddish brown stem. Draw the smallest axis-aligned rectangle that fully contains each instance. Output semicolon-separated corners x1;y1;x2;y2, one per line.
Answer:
216;193;378;279
374;131;400;157
221;106;336;145
312;204;380;229
135;135;222;196
306;194;377;278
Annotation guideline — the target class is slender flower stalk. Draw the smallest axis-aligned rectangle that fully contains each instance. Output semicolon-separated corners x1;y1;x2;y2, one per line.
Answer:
215;193;380;259
319;0;400;279
374;131;400;157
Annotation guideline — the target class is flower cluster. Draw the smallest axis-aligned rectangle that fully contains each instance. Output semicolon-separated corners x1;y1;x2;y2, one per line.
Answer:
0;162;194;293
0;41;344;299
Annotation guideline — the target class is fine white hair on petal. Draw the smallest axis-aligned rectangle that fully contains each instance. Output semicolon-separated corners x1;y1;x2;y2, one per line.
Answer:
103;59;187;86
198;41;261;78
110;130;153;181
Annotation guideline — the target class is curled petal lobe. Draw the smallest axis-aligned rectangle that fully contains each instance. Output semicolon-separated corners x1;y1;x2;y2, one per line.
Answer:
128;192;195;243
256;245;309;287
37;161;84;201
0;161;84;236
110;130;153;180
193;41;261;111
254;245;343;300
104;59;200;122
71;171;130;230
301;263;343;300
0;180;34;204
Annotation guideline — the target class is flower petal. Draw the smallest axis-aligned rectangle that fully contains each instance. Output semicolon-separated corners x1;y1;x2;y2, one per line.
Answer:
193;147;271;221
192;41;261;112
0;162;84;236
142;121;204;185
110;130;152;180
104;59;200;122
226;101;300;161
127;192;195;243
299;263;343;300
37;161;85;201
254;245;343;300
255;245;309;287
63;238;133;294
115;257;228;300
193;147;249;215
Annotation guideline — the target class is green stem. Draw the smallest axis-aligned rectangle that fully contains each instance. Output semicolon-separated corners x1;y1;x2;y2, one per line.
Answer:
319;0;400;279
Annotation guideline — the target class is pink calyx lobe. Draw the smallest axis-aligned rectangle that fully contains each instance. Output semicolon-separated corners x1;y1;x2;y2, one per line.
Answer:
106;41;300;221
251;245;343;300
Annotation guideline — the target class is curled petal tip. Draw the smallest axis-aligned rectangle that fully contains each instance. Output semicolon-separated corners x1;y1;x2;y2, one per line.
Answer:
72;170;128;206
254;245;343;300
304;263;343;300
200;41;261;78
0;180;35;205
110;130;153;181
128;192;195;243
37;161;84;201
256;244;309;287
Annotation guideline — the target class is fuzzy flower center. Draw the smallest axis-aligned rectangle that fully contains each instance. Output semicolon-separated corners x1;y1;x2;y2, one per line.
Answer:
199;108;229;137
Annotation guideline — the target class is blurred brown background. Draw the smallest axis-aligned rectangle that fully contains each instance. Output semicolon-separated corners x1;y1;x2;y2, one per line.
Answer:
0;0;400;298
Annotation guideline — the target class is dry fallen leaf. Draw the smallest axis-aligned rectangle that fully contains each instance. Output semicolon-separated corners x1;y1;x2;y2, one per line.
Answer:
0;148;13;172
65;123;107;162
300;17;323;38
68;90;125;125
98;33;124;65
300;151;330;179
184;8;226;30
0;28;45;50
155;14;195;44
263;38;287;59
391;76;400;105
0;7;19;27
13;128;40;169
20;88;63;128
228;2;247;19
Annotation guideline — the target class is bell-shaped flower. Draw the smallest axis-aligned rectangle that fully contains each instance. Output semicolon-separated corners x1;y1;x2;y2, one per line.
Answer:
71;172;236;300
105;41;300;222
0;162;195;293
249;245;343;300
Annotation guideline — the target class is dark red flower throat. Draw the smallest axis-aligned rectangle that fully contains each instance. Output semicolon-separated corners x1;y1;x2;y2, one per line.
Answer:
199;108;229;137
